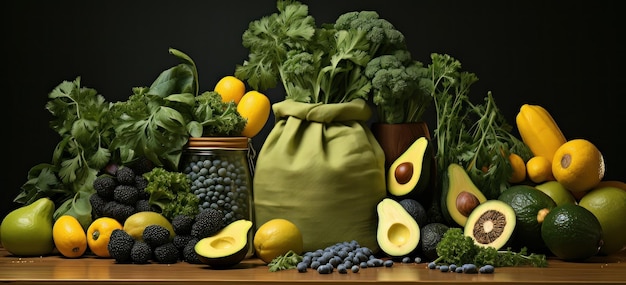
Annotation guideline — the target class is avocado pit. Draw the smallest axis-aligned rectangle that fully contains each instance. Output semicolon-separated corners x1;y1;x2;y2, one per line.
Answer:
394;162;413;184
456;191;480;217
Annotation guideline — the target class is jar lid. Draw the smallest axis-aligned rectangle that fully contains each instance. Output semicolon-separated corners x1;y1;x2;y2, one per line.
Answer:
187;137;249;150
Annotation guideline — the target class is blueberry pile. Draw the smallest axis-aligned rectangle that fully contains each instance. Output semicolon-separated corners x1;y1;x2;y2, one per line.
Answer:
181;153;252;225
296;240;393;274
428;262;495;274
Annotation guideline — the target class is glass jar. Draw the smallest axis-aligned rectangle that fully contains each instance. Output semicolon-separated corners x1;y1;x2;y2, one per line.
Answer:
180;137;255;257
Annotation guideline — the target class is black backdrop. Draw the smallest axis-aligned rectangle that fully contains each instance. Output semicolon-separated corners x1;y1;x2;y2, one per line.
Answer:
2;0;623;219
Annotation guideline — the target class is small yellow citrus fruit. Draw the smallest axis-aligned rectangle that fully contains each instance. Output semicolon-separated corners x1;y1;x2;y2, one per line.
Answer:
253;218;304;264
237;90;271;138
214;75;246;105
526;156;554;184
87;217;123;257
552;139;605;193
508;153;526;183
53;215;88;258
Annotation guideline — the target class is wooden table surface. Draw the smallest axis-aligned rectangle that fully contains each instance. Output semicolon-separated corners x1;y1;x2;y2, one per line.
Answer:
1;247;625;284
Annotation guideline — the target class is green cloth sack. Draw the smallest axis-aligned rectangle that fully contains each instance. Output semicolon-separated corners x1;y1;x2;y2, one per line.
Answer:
253;98;386;252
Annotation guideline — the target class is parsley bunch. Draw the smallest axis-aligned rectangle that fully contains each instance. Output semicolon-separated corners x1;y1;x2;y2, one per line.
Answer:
434;228;547;267
425;53;532;199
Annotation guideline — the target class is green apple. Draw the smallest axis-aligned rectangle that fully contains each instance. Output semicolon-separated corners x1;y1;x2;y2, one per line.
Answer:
535;181;576;206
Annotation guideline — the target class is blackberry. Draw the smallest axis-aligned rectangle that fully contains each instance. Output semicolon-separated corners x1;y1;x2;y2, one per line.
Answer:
116;166;136;185
130;240;153;264
93;175;117;199
107;229;135;263
142;225;171;248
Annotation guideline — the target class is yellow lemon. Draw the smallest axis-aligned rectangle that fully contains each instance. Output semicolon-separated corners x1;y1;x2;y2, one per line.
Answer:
552;139;605;193
508;153;526;183
253;218;303;264
214;75;246;105
579;186;626;256
53;215;88;258
526;156;554;184
237;90;271;138
87;217;123;257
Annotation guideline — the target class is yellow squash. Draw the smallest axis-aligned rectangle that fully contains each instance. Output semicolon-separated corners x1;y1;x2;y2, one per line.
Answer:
515;104;566;162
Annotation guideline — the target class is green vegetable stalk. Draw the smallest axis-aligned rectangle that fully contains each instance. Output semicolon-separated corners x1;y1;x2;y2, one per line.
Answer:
425;53;532;199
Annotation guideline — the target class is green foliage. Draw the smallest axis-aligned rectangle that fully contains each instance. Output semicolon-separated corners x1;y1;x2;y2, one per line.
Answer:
425;53;532;199
15;48;243;223
268;250;303;272
434;228;547;267
236;0;424;106
143;167;199;220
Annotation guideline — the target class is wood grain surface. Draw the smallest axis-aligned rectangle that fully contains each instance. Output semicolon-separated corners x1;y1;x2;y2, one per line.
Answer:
1;247;625;284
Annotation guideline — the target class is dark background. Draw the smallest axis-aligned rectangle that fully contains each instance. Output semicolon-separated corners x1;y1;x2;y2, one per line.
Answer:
2;0;623;219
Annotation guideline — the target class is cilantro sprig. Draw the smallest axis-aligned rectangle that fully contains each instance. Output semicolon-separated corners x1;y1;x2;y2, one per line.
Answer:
268;250;303;272
434;228;548;267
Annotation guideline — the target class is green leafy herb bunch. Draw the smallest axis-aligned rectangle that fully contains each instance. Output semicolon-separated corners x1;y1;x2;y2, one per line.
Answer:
235;0;431;123
16;48;246;227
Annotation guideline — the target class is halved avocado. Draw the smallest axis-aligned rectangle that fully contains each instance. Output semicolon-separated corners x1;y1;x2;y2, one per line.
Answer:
441;163;488;227
376;198;420;257
387;137;432;199
498;185;556;252
195;219;253;268
464;200;516;250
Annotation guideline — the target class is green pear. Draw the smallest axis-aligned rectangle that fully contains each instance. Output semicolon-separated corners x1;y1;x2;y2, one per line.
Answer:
1;197;56;256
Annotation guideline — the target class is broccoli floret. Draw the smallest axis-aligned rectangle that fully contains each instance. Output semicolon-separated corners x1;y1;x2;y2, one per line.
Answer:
142;225;171;248
153;242;180;264
116;166;137;185
113;185;140;205
365;51;429;123
135;199;153;212
108;229;135;263
103;201;136;224
333;10;406;57
89;193;107;217
93;175;117;199
182;237;202;264
191;208;225;239
130;240;153;264
171;214;195;235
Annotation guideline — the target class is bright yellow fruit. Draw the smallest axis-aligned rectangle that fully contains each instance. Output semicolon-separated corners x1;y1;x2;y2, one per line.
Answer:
578;186;626;256
214;75;246;105
508;153;526;183
552;139;605;193
253;218;303;264
53;215;88;258
526;156;554;184
237;90;271;138
87;217;123;257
